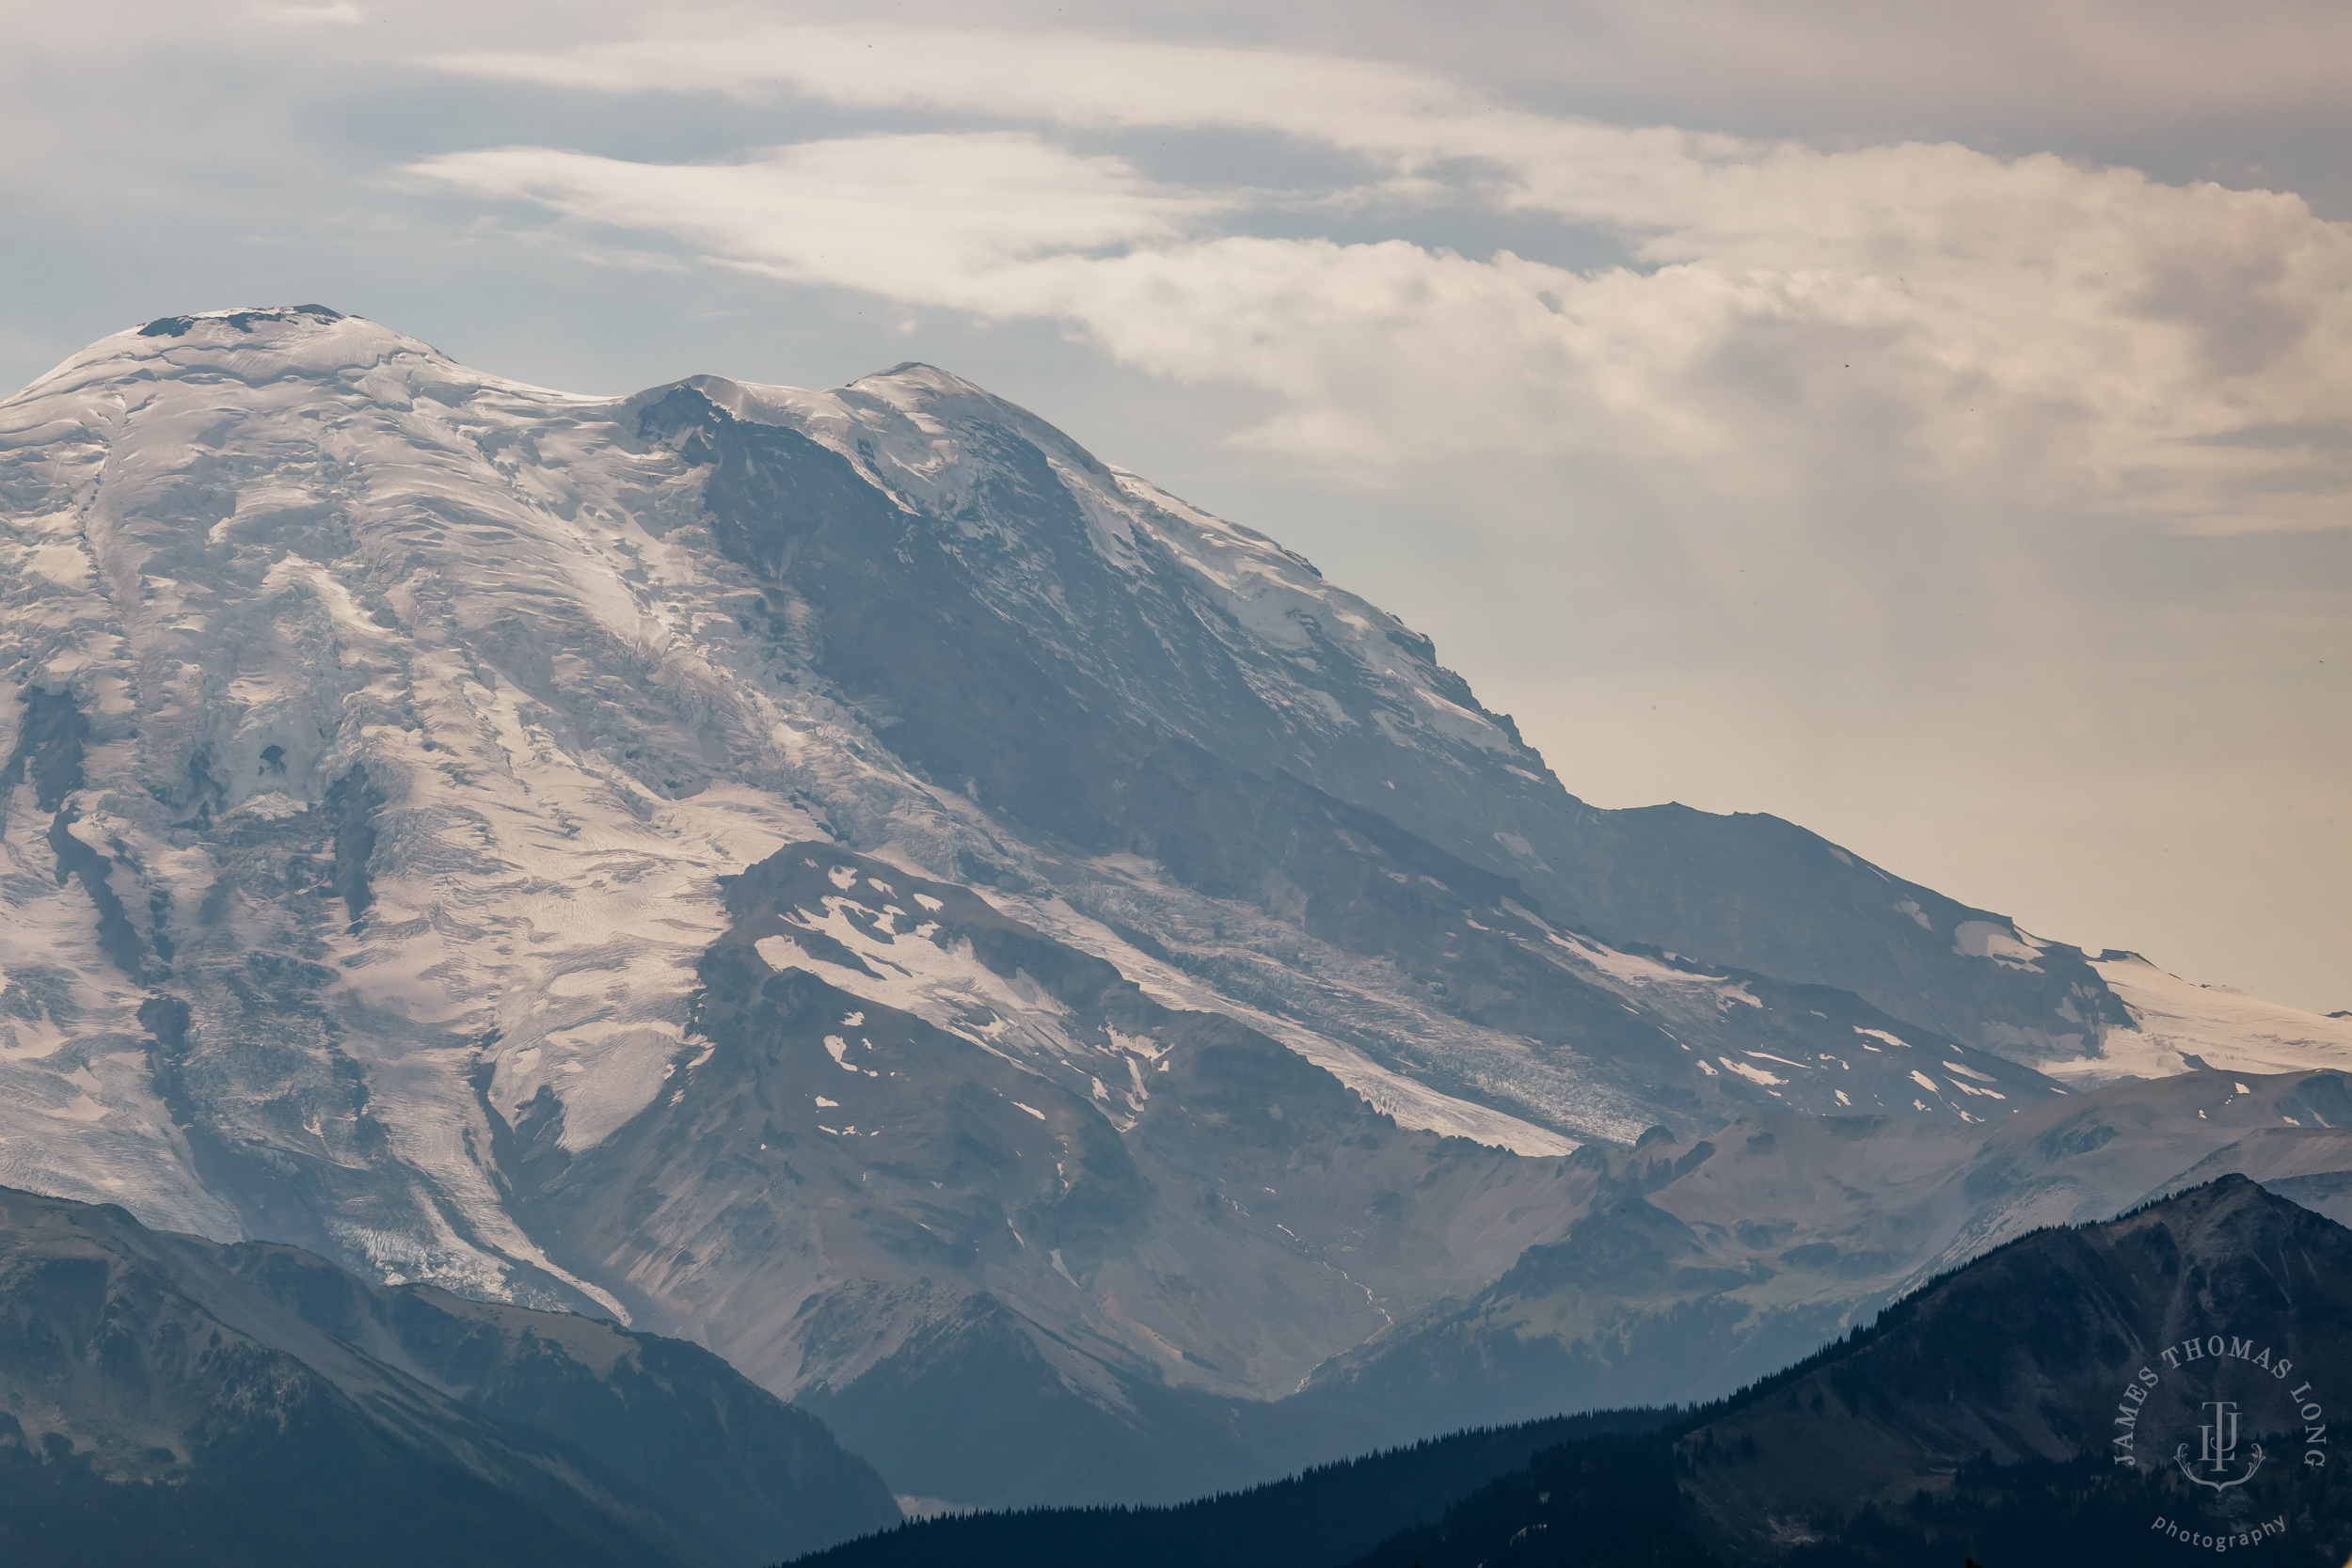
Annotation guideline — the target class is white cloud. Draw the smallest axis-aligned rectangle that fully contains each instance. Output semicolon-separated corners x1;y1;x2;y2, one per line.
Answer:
428;25;1473;153
251;2;362;22
414;135;1219;304
1467;0;2352;128
412;31;2352;531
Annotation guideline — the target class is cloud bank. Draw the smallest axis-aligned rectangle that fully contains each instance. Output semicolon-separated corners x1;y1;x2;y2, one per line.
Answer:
0;2;2340;1008
419;24;2352;531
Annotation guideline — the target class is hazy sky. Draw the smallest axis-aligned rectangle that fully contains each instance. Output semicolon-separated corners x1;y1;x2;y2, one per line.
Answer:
5;1;2346;1011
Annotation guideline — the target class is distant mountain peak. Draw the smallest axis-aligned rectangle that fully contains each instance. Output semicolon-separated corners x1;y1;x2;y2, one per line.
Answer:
135;302;348;337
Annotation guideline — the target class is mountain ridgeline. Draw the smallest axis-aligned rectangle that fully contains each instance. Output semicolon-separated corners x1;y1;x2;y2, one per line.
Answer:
784;1409;1680;1568
0;1184;897;1567
3;306;2350;1510
798;1178;2352;1568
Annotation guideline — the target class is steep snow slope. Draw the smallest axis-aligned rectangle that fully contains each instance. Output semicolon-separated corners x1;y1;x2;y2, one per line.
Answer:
0;306;2333;1503
652;370;2145;1068
2;307;841;1310
2065;950;2352;1082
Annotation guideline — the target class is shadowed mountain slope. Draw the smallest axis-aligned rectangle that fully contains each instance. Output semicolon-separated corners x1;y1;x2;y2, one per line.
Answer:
0;1184;898;1567
784;1407;1677;1568
1354;1175;2352;1566
823;1179;2351;1567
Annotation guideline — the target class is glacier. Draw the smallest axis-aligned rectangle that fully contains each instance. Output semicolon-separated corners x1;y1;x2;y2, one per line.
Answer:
4;304;2348;1503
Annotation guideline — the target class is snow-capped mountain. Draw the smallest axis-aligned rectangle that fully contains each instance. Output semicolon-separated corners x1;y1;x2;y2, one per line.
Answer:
3;306;2346;1503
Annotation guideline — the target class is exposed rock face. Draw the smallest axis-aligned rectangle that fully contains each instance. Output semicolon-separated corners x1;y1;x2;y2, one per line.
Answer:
0;1183;899;1567
3;306;2348;1505
1298;1069;2352;1438
508;844;1588;1500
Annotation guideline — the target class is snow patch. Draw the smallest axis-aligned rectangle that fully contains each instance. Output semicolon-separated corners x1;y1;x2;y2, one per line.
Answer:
2035;954;2352;1085
1951;921;2046;972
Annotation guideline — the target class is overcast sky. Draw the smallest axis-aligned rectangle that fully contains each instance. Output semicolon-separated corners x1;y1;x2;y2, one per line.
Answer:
5;0;2346;1011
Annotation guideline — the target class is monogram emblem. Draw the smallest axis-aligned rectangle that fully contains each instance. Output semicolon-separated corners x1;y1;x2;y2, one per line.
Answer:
2173;1399;2265;1491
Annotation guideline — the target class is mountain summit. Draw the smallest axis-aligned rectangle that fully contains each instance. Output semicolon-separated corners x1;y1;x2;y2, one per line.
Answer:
4;306;2348;1502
